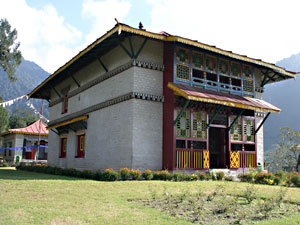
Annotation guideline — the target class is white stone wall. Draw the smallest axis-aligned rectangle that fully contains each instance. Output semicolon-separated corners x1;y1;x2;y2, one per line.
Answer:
48;37;164;171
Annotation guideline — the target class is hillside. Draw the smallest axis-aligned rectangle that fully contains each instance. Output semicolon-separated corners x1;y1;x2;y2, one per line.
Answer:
263;53;300;151
0;58;50;118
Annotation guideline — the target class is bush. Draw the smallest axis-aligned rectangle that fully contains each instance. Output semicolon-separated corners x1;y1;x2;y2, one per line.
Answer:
198;172;208;180
190;173;198;181
288;172;300;187
130;169;141;180
273;176;282;185
254;172;274;185
80;170;94;179
142;169;153;180
224;176;234;181
93;171;103;181
238;173;254;183
210;171;216;180
182;173;192;181
120;168;131;180
172;172;182;181
216;171;225;181
153;170;172;180
102;168;119;181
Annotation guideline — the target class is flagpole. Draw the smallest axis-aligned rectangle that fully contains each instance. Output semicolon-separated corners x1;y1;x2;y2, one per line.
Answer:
35;100;44;161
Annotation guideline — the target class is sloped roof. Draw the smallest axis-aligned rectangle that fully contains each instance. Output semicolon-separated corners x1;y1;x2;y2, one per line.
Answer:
168;82;281;113
29;23;297;100
7;120;48;136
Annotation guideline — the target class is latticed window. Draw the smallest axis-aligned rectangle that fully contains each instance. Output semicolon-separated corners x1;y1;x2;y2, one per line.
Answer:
192;112;207;139
219;59;230;75
205;55;217;73
192;52;204;69
231;61;241;77
243;119;255;142
176;64;190;81
243;65;253;78
176;110;191;138
176;47;190;64
243;79;253;93
230;116;242;142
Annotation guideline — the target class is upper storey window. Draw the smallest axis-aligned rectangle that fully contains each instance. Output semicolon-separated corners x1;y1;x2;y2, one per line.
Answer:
62;94;68;114
174;45;255;97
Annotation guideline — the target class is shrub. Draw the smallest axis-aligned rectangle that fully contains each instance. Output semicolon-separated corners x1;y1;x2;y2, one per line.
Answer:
254;172;274;185
172;172;182;181
289;172;300;187
198;172;208;180
102;168;119;181
153;170;172;180
224;176;234;181
210;171;216;180
273;176;282;185
182;173;192;181
142;169;153;180
80;170;94;179
120;168;131;180
190;173;198;181
238;173;254;183
275;170;287;180
216;171;225;181
130;169;141;180
93;171;103;181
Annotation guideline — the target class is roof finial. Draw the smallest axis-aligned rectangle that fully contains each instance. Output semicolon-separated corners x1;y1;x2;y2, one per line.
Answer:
139;22;144;30
115;18;119;25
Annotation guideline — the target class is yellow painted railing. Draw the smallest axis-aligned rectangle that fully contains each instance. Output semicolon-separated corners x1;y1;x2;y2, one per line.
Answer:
243;152;256;168
176;150;191;169
230;151;256;168
176;150;209;169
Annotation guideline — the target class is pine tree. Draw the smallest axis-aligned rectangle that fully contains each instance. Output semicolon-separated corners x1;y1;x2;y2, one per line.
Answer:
0;97;9;132
0;18;22;81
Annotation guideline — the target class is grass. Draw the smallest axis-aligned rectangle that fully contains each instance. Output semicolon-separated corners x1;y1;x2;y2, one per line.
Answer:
0;167;299;225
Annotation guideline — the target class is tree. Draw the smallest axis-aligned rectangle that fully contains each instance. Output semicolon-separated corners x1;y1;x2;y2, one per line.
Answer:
0;18;22;81
266;127;300;172
9;108;38;129
0;97;9;132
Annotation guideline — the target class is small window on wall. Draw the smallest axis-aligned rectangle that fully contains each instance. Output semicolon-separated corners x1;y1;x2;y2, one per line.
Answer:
62;95;68;114
60;138;67;158
76;134;85;158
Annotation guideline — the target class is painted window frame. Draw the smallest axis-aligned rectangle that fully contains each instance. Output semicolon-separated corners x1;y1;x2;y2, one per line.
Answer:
76;134;85;158
173;45;256;97
60;138;67;158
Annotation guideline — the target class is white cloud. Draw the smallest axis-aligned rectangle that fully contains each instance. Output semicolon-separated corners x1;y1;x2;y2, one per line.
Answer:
0;0;82;73
147;0;300;64
81;0;131;47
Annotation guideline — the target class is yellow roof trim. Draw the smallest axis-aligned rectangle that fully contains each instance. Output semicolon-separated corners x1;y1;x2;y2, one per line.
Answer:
29;26;120;98
47;115;88;130
29;23;296;99
167;83;280;114
7;131;48;136
116;25;296;78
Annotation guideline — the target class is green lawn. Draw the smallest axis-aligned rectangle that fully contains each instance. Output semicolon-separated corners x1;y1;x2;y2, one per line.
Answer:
0;167;300;225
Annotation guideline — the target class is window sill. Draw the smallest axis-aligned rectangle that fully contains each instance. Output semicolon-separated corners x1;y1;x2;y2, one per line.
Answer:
59;156;66;158
75;156;84;158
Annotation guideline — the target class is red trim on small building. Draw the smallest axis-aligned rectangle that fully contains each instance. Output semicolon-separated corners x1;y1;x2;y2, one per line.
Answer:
162;42;175;170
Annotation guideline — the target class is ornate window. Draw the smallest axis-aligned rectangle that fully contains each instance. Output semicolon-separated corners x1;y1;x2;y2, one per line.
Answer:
174;46;255;97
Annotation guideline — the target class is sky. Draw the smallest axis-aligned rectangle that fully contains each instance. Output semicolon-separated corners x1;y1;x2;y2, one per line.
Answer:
1;0;300;73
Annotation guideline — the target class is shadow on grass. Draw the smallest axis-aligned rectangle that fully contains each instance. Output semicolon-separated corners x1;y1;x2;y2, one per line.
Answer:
0;168;84;181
